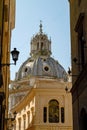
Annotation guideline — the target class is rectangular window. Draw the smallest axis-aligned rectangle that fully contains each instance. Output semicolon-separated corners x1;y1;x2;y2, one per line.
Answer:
75;13;85;71
43;107;47;123
79;34;85;68
61;107;64;123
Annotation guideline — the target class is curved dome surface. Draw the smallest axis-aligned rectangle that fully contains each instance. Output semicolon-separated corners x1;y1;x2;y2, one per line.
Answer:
16;57;67;80
15;22;67;81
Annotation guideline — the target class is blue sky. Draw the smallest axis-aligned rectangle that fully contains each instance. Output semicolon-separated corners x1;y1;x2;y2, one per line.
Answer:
10;0;71;80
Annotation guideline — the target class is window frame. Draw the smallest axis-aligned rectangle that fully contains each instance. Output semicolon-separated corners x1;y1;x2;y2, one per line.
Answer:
48;99;59;123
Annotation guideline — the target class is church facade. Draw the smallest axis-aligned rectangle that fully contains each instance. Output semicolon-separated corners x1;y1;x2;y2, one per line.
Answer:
9;23;72;130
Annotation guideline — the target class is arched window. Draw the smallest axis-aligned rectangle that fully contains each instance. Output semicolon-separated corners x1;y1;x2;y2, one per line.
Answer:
49;99;59;123
41;42;43;50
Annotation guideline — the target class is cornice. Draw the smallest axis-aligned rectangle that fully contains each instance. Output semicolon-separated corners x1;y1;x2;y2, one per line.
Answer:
9;87;30;94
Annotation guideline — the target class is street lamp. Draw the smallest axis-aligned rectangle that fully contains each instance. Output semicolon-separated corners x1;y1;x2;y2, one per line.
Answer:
11;48;19;65
0;48;19;66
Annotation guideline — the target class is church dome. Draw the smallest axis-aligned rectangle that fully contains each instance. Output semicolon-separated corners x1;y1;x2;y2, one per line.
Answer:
16;57;67;80
16;22;67;81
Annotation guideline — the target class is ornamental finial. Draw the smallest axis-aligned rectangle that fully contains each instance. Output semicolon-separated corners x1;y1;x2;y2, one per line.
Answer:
39;20;43;33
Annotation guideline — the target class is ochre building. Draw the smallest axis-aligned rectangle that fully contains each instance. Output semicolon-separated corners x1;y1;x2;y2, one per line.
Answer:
9;23;72;130
0;0;16;130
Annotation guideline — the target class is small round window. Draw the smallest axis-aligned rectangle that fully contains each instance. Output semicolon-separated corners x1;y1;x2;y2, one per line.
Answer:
44;66;49;72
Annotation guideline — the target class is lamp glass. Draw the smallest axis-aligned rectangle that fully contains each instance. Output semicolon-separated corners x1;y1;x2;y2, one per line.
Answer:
11;48;19;65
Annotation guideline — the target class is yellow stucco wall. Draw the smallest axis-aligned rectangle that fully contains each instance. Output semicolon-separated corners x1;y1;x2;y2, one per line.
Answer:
10;77;72;130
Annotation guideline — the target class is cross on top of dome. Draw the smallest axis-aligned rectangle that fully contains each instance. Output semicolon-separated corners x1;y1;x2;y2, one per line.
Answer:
39;20;43;34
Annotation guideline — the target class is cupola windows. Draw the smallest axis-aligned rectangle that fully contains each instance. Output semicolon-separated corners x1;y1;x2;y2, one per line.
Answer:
30;23;51;57
41;42;44;50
